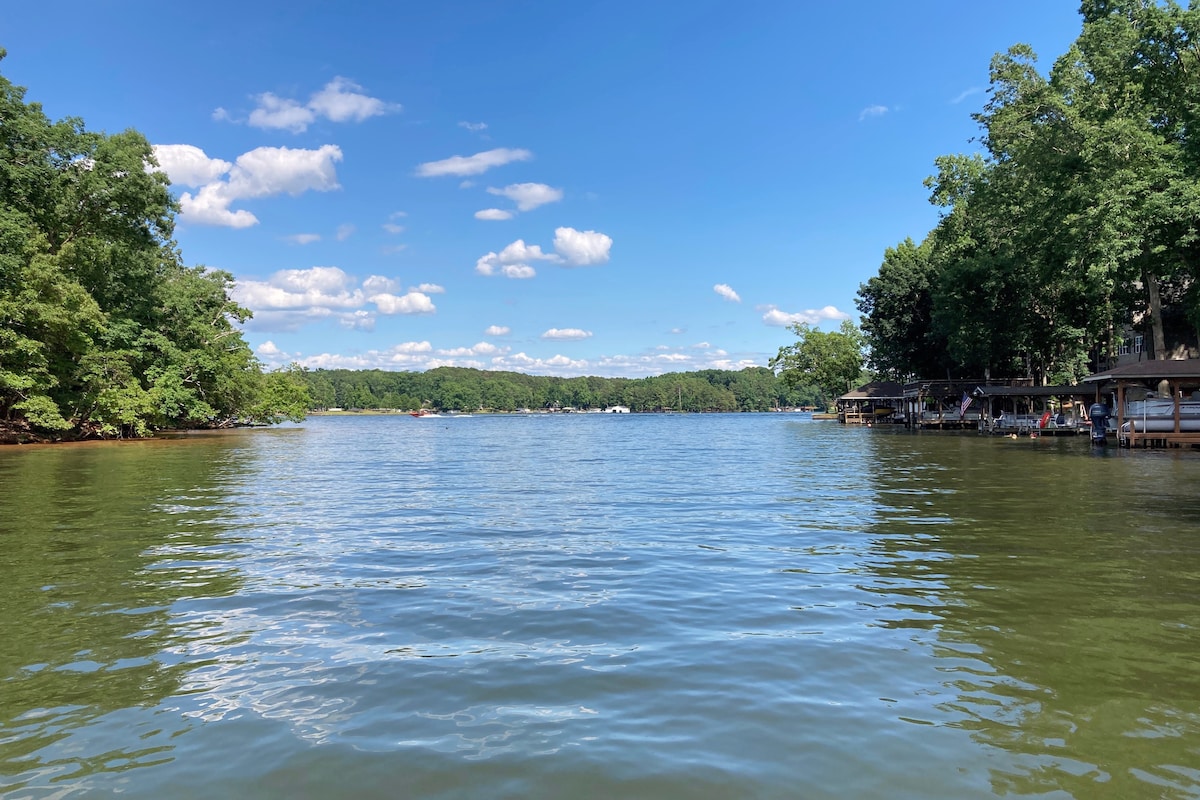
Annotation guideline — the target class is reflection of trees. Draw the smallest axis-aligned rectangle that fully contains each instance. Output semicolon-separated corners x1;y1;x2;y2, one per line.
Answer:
0;439;246;788
861;433;1200;798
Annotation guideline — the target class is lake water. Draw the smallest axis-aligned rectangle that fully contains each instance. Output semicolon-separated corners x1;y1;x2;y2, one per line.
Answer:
2;414;1199;799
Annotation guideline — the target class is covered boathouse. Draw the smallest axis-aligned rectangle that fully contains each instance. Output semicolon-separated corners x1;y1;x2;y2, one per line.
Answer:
836;382;905;425
1081;359;1200;448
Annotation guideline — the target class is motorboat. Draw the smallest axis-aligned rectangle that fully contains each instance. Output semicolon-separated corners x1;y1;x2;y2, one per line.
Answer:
1120;395;1200;432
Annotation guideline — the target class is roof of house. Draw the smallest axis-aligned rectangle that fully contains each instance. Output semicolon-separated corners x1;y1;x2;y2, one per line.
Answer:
1081;359;1200;383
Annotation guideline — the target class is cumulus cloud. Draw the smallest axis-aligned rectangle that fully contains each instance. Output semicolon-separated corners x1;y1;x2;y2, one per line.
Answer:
244;77;397;133
437;341;507;357
369;291;435;315
362;275;400;295
151;144;231;186
485;325;510;336
475;208;514;221
859;104;889;121
249;94;315;134
714;283;741;303
233;266;436;331
416;147;532;177
553;227;612;266
542;328;593;341
154;144;344;228
487;182;563;212
413;283;445;294
760;304;851;326
475;238;560;278
475;227;613;278
235;266;363;310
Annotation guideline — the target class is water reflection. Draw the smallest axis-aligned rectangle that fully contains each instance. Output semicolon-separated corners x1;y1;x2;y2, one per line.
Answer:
0;438;249;792
859;431;1200;798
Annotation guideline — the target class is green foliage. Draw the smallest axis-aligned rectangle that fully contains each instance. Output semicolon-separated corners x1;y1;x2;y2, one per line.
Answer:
0;54;299;438
301;366;800;413
856;3;1200;382
770;321;865;408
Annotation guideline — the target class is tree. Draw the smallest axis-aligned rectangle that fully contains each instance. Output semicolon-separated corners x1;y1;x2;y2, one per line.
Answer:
770;320;865;408
0;52;303;438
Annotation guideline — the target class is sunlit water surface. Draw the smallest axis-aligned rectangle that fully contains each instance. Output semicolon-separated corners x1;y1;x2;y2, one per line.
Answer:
2;414;1199;798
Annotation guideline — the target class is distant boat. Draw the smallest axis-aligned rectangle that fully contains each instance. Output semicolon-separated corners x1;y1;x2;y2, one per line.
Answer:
603;405;630;414
410;410;442;418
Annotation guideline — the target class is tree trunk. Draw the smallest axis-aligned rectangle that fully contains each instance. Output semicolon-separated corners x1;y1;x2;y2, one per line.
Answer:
1144;266;1166;360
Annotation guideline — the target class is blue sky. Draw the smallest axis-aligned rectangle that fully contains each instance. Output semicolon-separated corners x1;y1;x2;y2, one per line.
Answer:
3;1;1083;377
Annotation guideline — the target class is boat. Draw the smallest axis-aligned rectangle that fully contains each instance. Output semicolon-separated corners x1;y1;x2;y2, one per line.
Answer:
1120;395;1200;432
410;410;442;418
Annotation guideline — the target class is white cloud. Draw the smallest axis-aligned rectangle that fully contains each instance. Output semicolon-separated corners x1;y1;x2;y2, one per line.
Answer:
458;121;488;132
249;93;316;133
486;182;563;212
501;264;536;279
760;304;851;326
284;233;321;245
257;340;283;356
211;107;232;122
437;341;506;357
382;223;406;234
475;228;613;278
382;244;408;255
485;325;510;336
369;291;435;315
235;266;363;310
166;144;344;228
246;78;397;133
309;77;395;123
340;310;376;330
553;227;612;266
542;328;593;341
416;147;532;177
336;223;355;241
475;238;559;277
233;266;436;329
151;144;231;186
499;240;557;263
362;275;400;294
413;283;445;294
714;283;741;303
475;208;514;221
859;104;889;121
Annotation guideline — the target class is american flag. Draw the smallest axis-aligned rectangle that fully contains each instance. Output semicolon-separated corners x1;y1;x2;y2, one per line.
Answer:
960;391;972;417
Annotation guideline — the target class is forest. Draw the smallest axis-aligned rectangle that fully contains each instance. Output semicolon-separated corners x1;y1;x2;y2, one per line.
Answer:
855;1;1200;385
0;50;309;441
300;366;818;413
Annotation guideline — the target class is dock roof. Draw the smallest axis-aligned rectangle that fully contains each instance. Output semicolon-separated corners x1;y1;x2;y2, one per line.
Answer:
839;381;905;401
1081;359;1200;383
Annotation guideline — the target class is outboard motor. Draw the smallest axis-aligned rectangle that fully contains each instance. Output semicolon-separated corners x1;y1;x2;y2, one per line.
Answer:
1089;402;1110;444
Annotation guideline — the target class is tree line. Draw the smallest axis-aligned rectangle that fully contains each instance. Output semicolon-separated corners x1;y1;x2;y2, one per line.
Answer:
0;51;309;441
853;1;1200;386
302;366;819;413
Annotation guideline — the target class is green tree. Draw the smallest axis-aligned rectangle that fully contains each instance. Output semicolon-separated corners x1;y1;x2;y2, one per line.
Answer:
0;53;303;437
770;320;865;408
